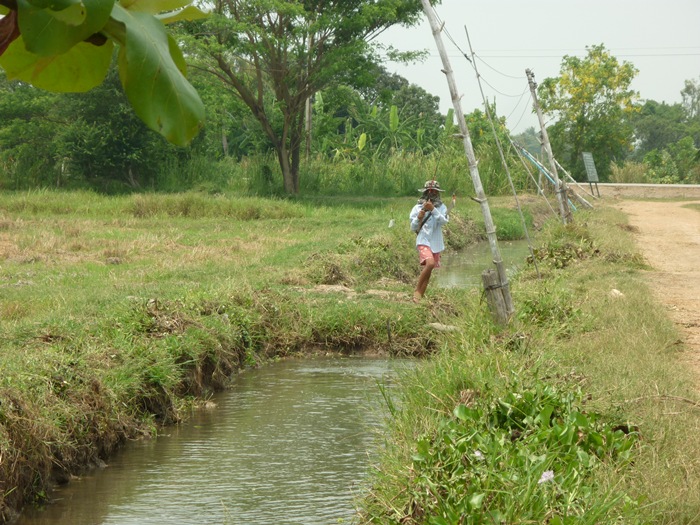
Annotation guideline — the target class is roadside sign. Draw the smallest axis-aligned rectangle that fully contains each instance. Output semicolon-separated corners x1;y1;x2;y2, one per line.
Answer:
582;152;600;196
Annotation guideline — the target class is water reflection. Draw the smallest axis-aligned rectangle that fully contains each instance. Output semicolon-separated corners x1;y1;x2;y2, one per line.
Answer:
17;357;408;525
435;240;531;288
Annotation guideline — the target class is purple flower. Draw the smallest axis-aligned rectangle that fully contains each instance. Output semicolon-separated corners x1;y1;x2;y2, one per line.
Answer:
538;470;555;484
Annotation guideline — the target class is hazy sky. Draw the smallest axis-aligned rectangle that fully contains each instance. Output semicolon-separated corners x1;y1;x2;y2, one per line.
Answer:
377;0;700;133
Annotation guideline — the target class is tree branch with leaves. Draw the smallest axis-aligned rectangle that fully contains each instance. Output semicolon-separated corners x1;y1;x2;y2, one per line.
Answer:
0;0;207;146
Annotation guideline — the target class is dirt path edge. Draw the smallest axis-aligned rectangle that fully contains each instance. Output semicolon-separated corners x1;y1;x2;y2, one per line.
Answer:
614;198;700;384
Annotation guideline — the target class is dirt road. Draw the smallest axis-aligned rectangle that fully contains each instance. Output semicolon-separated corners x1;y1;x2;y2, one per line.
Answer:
614;199;700;378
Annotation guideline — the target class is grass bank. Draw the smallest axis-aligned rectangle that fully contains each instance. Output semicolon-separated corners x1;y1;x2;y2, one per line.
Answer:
4;191;697;524
358;206;700;524
0;189;535;522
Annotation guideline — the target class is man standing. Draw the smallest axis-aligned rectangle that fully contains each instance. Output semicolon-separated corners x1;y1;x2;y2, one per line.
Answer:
410;180;450;303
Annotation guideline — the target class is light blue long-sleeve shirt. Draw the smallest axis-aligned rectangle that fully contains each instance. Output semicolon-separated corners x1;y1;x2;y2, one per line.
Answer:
409;202;449;253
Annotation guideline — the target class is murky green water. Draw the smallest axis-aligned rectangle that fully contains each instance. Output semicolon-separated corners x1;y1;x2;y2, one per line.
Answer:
17;357;408;525
434;240;532;288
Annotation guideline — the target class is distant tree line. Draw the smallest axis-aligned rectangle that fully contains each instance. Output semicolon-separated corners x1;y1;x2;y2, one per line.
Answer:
0;13;698;194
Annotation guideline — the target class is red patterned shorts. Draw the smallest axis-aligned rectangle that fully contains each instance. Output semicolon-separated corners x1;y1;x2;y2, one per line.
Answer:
417;245;441;268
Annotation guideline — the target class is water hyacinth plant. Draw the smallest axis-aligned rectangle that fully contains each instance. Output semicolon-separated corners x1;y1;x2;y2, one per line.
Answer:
382;382;639;524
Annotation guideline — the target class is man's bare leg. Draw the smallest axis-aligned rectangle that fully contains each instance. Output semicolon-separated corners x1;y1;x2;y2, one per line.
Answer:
413;258;435;302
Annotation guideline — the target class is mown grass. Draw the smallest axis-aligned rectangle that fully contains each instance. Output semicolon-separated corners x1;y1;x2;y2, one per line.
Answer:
358;206;700;524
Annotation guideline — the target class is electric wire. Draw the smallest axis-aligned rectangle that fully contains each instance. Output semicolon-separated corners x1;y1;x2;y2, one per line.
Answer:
424;51;700;59
455;19;541;278
428;3;568;241
510;141;558;216
507;93;533;133
504;88;529;120
431;7;534;131
477;75;528;98
474;55;525;79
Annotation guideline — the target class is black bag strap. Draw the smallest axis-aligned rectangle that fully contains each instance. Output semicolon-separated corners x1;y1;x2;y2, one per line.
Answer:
415;210;432;235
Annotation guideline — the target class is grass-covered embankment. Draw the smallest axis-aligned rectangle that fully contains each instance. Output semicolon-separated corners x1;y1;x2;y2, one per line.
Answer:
358;206;700;524
0;190;530;522
3;190;698;524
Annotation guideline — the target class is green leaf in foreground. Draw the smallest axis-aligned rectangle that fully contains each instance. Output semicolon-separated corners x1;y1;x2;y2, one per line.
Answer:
120;0;189;14
109;3;204;146
0;35;113;91
16;0;114;55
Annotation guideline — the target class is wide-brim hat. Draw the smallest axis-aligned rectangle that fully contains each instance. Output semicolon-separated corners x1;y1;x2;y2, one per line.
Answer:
419;180;444;192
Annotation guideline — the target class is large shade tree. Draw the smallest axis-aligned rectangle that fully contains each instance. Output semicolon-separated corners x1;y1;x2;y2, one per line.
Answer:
537;44;638;181
187;0;438;193
628;78;700;164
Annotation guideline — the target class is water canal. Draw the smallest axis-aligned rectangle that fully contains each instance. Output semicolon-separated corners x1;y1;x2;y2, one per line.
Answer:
17;357;409;525
435;239;532;288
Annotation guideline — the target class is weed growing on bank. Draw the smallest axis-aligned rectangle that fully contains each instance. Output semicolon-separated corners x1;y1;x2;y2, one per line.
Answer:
408;384;638;523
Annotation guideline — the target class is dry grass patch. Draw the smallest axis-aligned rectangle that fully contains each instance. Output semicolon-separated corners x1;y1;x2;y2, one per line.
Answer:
0;301;29;321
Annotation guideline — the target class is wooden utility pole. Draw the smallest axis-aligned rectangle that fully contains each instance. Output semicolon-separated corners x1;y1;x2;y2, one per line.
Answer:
526;68;572;224
420;0;514;322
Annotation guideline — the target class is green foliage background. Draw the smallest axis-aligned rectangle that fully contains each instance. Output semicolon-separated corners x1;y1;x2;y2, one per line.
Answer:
0;33;698;194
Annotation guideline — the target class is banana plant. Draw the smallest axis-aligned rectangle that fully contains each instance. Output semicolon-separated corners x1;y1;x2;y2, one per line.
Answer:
0;0;206;146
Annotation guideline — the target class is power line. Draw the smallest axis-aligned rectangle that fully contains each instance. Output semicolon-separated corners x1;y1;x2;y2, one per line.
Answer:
477;76;528;98
507;93;533;132
458;46;700;52
474;55;524;79
424;52;700;59
427;8;536;127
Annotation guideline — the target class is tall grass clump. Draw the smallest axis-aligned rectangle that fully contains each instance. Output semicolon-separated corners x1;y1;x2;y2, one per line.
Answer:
299;152;435;197
454;199;534;243
473;142;533;196
302;229;417;288
139;147;542;201
0;189;126;217
609;161;650;184
297;148;533;200
155;155;234;194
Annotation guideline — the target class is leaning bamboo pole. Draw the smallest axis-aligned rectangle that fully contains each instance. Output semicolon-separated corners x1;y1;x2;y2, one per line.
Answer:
420;0;515;321
526;68;572;224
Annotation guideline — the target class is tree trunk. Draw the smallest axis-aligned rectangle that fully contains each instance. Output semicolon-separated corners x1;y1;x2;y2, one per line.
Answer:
290;114;304;193
221;127;228;156
277;144;296;194
213;54;306;194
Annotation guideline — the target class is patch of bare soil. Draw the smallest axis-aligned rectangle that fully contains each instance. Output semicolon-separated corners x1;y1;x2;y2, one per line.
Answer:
614;199;700;383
